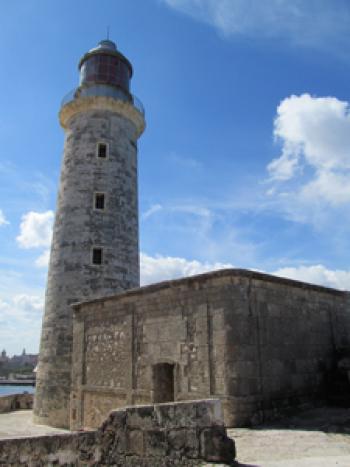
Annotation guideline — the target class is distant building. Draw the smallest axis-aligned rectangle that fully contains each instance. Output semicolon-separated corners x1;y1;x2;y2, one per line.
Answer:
10;351;38;368
0;350;8;364
0;349;37;369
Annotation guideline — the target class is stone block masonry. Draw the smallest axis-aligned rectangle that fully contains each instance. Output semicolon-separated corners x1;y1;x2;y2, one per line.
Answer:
34;105;143;429
0;399;235;466
71;269;350;429
0;393;33;413
34;38;145;429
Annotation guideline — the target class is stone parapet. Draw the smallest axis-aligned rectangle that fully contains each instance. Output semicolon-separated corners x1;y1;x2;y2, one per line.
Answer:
0;393;33;414
0;399;235;466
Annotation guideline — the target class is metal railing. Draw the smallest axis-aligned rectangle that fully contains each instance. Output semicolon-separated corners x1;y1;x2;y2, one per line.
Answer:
61;85;145;117
132;94;145;116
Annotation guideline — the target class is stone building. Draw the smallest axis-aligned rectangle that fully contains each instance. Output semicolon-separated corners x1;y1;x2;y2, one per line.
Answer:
0;349;37;371
70;268;350;430
10;349;38;368
0;350;8;364
34;39;350;432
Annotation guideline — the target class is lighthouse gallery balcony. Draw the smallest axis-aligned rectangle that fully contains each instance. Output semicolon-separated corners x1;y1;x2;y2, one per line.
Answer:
61;84;145;117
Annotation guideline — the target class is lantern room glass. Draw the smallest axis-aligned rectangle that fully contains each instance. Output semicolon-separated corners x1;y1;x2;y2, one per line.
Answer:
80;54;130;92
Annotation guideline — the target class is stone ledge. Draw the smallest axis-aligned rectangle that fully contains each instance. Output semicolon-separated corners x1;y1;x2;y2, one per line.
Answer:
72;267;348;312
59;95;145;137
0;393;33;414
0;399;235;466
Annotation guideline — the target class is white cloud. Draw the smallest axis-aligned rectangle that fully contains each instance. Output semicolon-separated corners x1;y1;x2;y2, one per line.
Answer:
35;249;50;268
140;253;350;291
272;264;350;291
162;0;350;53
140;252;233;285
0;283;44;323
265;94;350;225
11;294;43;317
267;150;301;182
142;201;259;266
16;210;54;249
0;293;43;355
0;209;9;226
142;204;163;220
269;94;350;181
0;266;45;355
172;204;211;218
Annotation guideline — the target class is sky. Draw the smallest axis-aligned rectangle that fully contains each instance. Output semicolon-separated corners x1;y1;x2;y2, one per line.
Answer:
1;0;350;354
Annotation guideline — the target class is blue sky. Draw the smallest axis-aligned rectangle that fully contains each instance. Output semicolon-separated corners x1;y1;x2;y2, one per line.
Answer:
1;0;350;354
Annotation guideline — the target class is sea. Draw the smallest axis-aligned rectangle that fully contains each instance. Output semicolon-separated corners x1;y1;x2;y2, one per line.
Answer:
0;385;35;396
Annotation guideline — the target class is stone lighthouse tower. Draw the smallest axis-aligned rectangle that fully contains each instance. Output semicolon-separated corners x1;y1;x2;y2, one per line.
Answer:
33;39;145;428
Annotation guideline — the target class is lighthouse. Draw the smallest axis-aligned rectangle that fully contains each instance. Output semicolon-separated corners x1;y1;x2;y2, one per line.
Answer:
33;39;145;428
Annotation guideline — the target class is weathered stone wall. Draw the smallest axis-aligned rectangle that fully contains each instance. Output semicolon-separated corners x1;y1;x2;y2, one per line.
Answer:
34;95;144;429
71;275;225;429
0;400;235;466
222;272;350;426
0;393;33;413
72;269;350;429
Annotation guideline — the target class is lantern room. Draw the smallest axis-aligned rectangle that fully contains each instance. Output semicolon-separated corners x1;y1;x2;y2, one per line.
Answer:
78;40;133;95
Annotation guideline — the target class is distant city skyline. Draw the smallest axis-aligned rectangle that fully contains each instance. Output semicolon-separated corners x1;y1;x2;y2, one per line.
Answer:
1;349;38;358
1;0;350;353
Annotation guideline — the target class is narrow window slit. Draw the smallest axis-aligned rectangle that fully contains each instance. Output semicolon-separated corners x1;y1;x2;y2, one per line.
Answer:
97;143;108;159
92;247;103;265
94;193;105;210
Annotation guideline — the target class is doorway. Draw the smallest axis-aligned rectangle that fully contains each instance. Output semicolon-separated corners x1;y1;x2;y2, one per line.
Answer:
153;363;175;403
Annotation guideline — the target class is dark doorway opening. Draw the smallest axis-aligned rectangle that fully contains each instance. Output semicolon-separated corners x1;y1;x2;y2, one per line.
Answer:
153;363;175;403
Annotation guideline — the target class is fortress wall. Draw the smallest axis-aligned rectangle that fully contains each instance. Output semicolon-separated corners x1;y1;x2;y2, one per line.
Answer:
71;269;350;429
222;274;350;426
71;276;229;430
